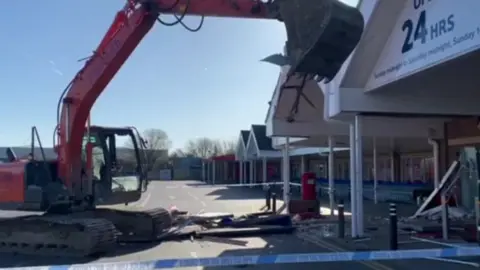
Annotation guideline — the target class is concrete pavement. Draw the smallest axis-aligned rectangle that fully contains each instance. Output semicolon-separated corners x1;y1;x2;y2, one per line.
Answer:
0;180;476;269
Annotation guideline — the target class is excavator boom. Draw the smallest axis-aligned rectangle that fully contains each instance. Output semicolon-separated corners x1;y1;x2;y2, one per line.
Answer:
58;0;279;193
58;3;156;192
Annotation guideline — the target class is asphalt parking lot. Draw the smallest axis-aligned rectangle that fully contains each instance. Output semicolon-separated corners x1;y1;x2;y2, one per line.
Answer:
0;180;477;269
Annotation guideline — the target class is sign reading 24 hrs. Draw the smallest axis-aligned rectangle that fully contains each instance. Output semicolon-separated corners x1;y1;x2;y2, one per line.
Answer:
366;0;480;91
401;0;454;54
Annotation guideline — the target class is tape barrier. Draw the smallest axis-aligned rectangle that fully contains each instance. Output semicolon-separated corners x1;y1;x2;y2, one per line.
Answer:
16;247;480;270
191;182;285;188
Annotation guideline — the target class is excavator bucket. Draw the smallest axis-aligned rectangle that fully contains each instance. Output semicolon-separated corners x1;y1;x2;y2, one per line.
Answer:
277;0;364;82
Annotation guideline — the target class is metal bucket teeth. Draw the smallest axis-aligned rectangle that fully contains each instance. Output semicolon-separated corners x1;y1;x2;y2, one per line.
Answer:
278;0;365;81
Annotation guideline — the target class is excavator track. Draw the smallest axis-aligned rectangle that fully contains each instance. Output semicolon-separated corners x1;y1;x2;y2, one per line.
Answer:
0;215;117;257
74;207;173;242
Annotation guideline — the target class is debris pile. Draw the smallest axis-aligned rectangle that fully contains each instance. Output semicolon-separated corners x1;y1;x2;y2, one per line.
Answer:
156;208;296;242
413;206;471;221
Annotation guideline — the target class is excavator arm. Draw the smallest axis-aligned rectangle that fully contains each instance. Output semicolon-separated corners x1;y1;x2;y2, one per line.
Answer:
57;0;364;196
57;0;278;193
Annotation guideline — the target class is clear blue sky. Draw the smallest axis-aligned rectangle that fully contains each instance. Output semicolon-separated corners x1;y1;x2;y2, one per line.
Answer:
0;0;356;150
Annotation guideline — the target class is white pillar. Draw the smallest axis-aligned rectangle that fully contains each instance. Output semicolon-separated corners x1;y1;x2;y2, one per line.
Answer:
223;161;227;182
202;161;206;182
239;160;243;184
243;161;247;184
228;161;231;181
430;140;440;189
210;161;213;183
300;155;306;175
212;160;216;185
262;157;267;183
373;137;378;204
283;137;291;213
206;161;210;183
253;159;257;184
328;136;335;216
249;160;254;185
390;139;395;182
349;124;357;237
429;139;447;239
354;115;364;237
300;155;306;196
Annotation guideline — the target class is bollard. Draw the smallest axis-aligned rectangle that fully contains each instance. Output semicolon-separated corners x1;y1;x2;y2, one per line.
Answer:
389;203;398;250
338;199;345;238
265;185;272;210
442;199;449;240
272;193;277;213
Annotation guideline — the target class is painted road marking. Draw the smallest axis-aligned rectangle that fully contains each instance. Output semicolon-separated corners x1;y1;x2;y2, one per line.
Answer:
297;232;393;270
190;251;202;270
169;196;176;200
129;185;154;207
187;192;199;201
140;193;151;208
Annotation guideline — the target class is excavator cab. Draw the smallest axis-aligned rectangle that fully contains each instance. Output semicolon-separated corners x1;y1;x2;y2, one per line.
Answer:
83;126;146;206
0;126;146;211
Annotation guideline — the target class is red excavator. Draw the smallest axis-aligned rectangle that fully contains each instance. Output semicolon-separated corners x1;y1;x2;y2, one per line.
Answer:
0;0;364;256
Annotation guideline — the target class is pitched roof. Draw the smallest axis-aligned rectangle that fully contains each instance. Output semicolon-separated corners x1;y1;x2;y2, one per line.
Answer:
0;147;57;161
240;130;249;147
251;125;274;151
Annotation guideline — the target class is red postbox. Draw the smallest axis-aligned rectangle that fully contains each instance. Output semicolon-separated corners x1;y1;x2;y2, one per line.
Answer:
301;172;317;200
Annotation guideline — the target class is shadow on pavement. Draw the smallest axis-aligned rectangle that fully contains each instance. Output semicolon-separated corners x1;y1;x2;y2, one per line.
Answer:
205;186;268;200
0;241;162;268
183;181;210;187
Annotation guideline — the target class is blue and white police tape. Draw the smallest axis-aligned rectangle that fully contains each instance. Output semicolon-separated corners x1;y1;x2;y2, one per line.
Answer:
20;247;480;270
191;182;284;188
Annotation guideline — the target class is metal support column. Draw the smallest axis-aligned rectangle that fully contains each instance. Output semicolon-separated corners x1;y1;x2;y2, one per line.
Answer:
283;137;291;213
249;160;253;185
205;160;210;183
300;155;306;175
212;160;216;185
223;161;227;183
243;160;247;184
373;137;378;204
390;141;395;182
239;161;242;184
253;159;256;184
328;136;335;216
300;155;306;196
262;157;267;183
355;115;364;237
429;139;447;239
349;124;357;237
202;161;206;182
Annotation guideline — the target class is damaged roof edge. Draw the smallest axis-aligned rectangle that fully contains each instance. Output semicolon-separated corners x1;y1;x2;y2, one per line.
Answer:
264;0;364;126
264;65;291;124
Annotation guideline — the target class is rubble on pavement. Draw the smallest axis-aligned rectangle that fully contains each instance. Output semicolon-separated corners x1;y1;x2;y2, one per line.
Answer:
157;206;297;242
